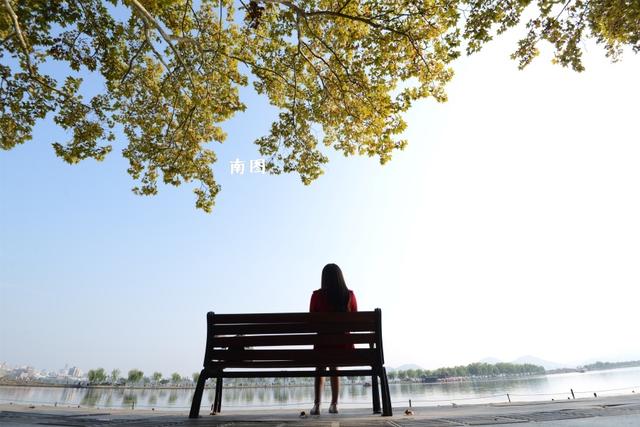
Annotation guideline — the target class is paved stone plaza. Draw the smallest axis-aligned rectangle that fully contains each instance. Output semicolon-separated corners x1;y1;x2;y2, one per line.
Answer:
1;393;639;426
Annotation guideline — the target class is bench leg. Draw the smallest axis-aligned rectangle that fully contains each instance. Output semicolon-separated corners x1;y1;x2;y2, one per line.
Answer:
371;373;381;414
189;369;208;418
214;376;223;413
380;367;393;416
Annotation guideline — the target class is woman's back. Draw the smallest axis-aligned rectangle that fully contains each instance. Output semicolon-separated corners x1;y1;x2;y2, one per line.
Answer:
310;289;358;312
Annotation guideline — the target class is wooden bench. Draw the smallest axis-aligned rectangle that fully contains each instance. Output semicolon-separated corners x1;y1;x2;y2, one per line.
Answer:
189;309;392;418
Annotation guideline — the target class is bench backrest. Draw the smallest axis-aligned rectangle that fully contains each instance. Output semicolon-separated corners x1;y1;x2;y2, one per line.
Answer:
203;309;385;370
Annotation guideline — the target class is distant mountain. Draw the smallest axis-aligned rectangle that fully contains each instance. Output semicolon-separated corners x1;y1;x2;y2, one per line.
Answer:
479;357;502;364
389;364;423;372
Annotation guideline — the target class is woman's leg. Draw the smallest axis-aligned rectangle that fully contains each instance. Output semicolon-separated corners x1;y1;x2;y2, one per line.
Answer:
330;376;339;404
329;367;339;413
314;375;324;405
311;368;324;415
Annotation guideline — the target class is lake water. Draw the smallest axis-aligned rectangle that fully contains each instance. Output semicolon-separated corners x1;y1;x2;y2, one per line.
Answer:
1;367;639;412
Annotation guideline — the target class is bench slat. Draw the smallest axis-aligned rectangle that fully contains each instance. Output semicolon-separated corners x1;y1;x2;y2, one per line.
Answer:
213;312;376;324
209;348;377;362
213;323;375;335
206;369;375;378
206;359;377;369
213;333;376;348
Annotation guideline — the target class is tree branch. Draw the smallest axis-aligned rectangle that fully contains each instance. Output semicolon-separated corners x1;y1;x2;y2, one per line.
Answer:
263;0;411;37
0;11;93;114
293;11;301;129
120;40;147;84
304;9;408;36
299;17;385;120
126;0;197;85
3;0;33;73
263;0;431;72
299;41;364;124
143;23;171;73
213;50;297;90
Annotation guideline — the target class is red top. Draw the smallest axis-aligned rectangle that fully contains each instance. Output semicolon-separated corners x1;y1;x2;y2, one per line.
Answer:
309;289;358;350
309;289;358;312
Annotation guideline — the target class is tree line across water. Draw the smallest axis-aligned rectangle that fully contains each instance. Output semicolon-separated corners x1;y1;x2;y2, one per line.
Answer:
583;360;640;371
389;362;545;381
86;362;545;387
86;368;200;386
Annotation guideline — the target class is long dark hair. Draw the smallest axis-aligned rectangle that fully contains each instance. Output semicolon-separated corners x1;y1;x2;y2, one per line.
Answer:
321;263;351;312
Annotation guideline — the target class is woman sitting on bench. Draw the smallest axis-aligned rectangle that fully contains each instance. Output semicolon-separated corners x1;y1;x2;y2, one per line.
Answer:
309;263;358;415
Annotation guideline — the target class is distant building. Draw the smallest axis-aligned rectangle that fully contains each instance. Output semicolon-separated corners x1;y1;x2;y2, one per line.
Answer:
68;367;82;377
9;367;36;381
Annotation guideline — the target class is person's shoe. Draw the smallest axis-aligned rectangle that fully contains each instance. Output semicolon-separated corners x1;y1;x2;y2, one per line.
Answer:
328;403;338;414
310;404;320;415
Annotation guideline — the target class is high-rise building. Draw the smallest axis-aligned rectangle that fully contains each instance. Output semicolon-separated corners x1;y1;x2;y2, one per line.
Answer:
68;366;82;377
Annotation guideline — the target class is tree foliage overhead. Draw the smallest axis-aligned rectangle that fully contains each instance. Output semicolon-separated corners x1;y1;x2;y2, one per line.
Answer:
1;0;638;211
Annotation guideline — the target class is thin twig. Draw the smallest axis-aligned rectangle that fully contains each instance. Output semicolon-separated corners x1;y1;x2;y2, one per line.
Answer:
336;0;351;14
120;40;147;83
556;0;574;19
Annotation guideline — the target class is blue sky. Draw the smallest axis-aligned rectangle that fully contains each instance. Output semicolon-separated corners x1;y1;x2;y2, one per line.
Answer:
2;23;640;377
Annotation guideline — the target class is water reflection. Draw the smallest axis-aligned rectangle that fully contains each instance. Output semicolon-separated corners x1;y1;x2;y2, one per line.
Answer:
80;389;101;407
148;393;157;406
122;392;137;408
